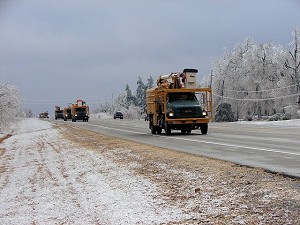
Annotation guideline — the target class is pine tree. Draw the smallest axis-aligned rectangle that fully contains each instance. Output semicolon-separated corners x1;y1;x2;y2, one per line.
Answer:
136;76;146;108
125;84;136;108
146;76;154;89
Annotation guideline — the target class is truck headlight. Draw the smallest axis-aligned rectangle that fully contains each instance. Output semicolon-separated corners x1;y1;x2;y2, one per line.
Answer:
202;111;207;116
169;112;174;117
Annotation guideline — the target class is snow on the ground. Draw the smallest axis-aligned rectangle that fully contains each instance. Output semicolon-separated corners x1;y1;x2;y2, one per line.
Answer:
236;118;300;127
90;112;112;120
0;118;189;225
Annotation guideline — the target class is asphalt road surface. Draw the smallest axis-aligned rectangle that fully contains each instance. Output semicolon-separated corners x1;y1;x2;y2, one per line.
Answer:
56;118;300;178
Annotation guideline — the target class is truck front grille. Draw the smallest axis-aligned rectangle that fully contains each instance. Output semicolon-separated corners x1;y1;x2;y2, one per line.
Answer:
176;107;202;118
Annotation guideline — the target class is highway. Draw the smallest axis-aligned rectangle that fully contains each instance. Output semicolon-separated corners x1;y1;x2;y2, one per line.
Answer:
57;118;300;178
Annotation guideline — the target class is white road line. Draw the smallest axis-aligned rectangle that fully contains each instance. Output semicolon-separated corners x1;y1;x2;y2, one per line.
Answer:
86;123;300;157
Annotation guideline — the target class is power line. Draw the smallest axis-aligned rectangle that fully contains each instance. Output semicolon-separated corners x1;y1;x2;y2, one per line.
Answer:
223;84;298;93
213;93;299;101
23;94;115;103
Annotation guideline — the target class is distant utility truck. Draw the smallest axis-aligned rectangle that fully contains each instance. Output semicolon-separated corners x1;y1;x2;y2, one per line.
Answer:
63;105;72;121
146;69;213;135
55;106;64;120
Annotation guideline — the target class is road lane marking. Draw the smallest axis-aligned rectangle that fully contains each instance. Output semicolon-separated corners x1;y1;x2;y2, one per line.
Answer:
84;123;300;157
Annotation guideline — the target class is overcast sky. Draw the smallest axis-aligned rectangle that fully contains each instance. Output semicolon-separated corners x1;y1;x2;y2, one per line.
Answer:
1;0;300;116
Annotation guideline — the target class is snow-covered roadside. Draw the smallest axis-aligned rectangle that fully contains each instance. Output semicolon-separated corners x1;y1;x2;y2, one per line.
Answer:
90;112;112;120
0;118;190;224
236;118;300;127
1;118;299;224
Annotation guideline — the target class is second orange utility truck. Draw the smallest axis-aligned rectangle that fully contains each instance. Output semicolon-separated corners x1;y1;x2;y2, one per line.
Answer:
146;69;213;135
63;105;72;121
55;106;64;120
71;99;89;122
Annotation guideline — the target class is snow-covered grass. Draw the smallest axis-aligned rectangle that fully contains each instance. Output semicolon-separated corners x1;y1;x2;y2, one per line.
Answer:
0;118;191;224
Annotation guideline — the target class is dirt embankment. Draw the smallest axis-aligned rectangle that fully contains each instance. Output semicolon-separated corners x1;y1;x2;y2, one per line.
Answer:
60;124;300;225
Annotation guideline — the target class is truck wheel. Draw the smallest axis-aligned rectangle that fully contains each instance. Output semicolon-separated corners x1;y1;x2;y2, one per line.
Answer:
165;123;171;135
157;127;162;134
151;124;157;134
200;124;208;134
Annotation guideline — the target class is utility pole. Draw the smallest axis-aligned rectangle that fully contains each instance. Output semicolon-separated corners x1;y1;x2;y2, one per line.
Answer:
209;70;213;88
221;80;225;103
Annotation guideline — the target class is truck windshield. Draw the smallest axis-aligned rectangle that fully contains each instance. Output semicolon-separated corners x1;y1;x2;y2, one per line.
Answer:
168;93;197;102
76;108;87;112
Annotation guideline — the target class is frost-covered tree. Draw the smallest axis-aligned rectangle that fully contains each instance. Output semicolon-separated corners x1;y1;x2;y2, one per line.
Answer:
0;82;22;126
136;76;146;108
215;102;235;122
23;108;33;118
146;76;154;89
125;84;137;107
211;37;294;120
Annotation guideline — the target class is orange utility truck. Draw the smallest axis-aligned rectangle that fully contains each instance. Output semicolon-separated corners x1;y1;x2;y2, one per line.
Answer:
146;69;213;135
71;99;89;122
63;105;72;121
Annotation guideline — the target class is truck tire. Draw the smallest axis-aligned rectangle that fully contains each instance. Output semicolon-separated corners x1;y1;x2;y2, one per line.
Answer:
150;122;157;134
157;127;162;134
165;123;171;135
200;123;208;134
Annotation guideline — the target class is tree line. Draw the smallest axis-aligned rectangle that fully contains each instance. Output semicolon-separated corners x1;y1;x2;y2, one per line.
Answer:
95;27;300;121
93;76;154;119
